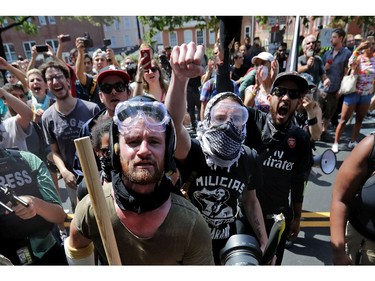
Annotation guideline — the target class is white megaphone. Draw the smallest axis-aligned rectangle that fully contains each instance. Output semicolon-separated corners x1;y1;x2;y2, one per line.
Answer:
313;149;337;175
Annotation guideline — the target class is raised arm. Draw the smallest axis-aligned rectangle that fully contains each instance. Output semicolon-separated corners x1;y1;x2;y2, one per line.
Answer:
0;57;28;91
0;88;33;130
56;34;65;61
164;42;205;161
106;48;120;68
132;53;149;97
302;95;323;141
330;135;373;265
75;37;88;86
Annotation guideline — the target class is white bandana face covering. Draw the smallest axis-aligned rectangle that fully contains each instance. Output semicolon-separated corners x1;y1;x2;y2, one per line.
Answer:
197;121;246;171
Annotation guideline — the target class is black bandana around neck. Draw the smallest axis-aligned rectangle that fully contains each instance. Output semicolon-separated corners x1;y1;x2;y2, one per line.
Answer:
112;172;172;214
261;114;290;147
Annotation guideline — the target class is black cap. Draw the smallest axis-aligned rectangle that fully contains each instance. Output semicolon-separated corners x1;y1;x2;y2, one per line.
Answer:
271;71;309;95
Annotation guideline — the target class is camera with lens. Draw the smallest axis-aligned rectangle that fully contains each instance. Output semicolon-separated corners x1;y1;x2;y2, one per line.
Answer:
219;234;262;265
103;38;111;47
83;32;93;49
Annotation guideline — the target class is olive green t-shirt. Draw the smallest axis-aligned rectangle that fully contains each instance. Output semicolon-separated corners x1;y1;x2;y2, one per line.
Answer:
74;184;214;265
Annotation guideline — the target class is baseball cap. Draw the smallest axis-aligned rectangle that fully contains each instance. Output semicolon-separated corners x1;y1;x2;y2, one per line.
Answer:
92;48;106;60
271;71;309;95
97;65;130;86
299;73;316;89
251;52;274;65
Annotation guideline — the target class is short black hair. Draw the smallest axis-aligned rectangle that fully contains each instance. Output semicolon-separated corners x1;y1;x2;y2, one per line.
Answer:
39;59;70;80
332;28;346;38
91;117;112;151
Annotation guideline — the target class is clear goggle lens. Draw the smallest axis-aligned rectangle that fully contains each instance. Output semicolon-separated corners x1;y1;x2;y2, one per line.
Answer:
114;101;170;134
210;102;248;127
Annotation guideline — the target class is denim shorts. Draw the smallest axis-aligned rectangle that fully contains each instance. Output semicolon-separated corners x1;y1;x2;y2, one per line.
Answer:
343;92;373;106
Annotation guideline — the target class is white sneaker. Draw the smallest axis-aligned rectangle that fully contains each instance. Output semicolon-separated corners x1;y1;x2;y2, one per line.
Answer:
348;141;358;149
331;143;339;153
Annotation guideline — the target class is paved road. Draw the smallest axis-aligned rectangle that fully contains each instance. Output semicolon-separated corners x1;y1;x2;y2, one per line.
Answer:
283;113;375;265
60;113;375;265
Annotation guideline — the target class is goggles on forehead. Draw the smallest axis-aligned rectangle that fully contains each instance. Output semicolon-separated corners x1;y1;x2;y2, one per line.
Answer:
113;100;170;134
209;102;249;127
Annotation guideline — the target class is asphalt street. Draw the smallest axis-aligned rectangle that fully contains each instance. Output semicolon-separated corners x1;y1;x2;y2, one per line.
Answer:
283;112;375;265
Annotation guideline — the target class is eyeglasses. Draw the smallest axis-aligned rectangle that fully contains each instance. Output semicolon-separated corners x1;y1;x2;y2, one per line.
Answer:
46;74;65;83
99;82;127;94
272;87;301;99
114;100;170;135
149;66;160;73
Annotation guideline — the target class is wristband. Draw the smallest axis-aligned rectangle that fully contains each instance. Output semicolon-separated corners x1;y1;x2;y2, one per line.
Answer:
136;81;142;83
64;236;95;265
307;117;317;126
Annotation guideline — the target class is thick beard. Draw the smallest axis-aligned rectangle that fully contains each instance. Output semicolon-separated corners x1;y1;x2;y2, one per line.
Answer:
306;49;314;57
121;161;164;185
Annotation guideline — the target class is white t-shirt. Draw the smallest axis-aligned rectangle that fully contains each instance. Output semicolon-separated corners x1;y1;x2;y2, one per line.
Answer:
0;115;31;151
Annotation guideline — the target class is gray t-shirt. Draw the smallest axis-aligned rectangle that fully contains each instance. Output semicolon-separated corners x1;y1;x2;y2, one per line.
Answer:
298;55;326;85
41;99;99;172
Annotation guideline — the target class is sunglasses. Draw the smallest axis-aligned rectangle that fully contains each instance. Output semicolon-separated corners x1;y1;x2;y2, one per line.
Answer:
272;87;301;99
149;66;160;73
100;82;127;94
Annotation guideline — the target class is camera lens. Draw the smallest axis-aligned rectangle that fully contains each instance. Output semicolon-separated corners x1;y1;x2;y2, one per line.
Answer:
219;234;261;266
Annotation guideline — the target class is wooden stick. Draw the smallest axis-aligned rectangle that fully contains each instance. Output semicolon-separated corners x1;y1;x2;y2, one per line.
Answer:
74;136;121;265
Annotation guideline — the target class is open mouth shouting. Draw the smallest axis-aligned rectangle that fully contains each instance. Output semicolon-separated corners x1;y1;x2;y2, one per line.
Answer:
276;102;291;123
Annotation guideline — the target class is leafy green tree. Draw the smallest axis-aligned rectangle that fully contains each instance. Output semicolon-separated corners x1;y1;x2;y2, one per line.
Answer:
0;16;37;61
61;16;119;27
138;16;219;45
256;16;375;33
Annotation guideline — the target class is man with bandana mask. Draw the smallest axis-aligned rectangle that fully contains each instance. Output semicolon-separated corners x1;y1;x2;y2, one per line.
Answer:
244;71;313;265
64;97;214;265
165;42;268;265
